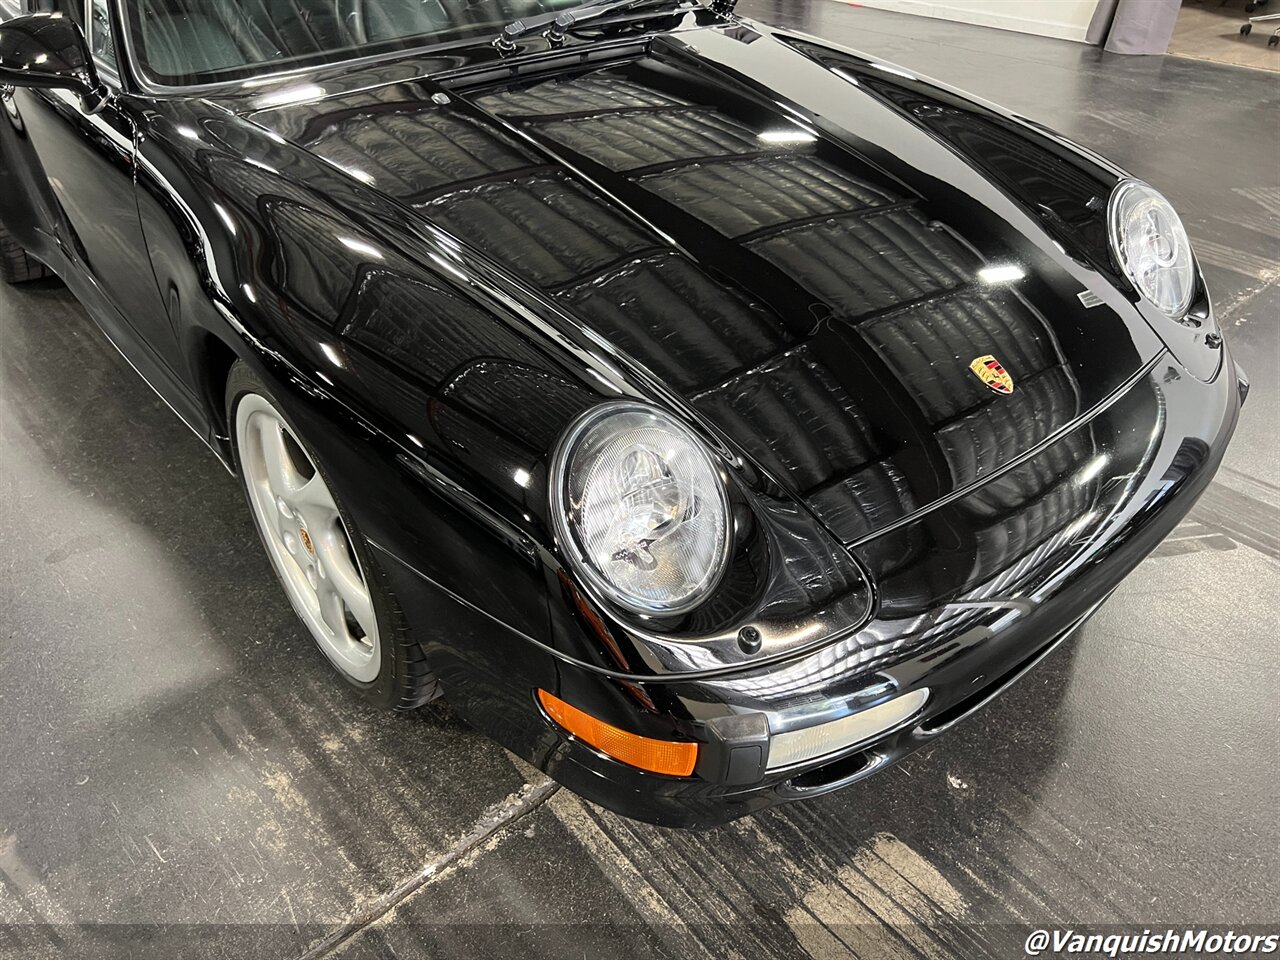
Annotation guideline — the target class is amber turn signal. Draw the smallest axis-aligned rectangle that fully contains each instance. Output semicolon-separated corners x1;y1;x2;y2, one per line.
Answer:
537;689;698;777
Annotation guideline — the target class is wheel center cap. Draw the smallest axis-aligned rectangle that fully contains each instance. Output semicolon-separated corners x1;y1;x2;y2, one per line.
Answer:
298;526;315;555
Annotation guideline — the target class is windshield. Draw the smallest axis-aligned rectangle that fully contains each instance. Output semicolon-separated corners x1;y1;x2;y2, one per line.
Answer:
125;0;588;87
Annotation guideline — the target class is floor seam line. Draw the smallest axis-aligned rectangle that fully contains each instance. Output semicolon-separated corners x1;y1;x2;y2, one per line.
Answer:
1219;267;1280;323
296;778;560;959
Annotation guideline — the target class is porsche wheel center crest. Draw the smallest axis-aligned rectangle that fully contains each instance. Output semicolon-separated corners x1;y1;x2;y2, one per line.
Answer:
969;355;1014;394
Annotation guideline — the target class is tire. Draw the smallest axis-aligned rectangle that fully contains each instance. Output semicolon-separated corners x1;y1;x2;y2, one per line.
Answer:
0;222;53;284
225;361;440;710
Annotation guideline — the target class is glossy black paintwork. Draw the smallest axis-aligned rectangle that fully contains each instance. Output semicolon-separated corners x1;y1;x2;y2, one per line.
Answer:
502;347;1241;825
0;11;101;97
240;26;1212;554
0;3;1239;825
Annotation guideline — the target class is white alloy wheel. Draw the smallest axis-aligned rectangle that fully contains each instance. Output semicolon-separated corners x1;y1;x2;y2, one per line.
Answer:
235;393;381;682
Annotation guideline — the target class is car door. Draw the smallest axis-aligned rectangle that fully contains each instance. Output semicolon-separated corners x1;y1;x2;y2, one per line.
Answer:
12;0;189;399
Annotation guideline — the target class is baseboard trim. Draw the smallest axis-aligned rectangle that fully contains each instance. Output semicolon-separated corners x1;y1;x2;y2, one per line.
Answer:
837;0;1095;44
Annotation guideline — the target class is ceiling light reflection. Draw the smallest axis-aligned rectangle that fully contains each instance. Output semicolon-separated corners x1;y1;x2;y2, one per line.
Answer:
339;236;383;260
319;342;345;368
252;83;325;109
212;202;237;236
977;264;1026;284
1076;455;1109;485
870;62;918;81
758;128;817;145
340;166;376;186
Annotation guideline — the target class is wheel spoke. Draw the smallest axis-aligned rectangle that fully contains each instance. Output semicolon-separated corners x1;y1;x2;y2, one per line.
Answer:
315;580;348;638
260;418;302;497
317;530;375;638
292;474;338;527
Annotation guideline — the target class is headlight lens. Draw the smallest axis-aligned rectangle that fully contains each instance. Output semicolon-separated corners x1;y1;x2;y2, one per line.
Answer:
1108;179;1196;319
551;402;731;615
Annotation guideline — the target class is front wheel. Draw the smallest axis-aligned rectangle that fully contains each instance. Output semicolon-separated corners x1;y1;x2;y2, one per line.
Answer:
0;221;53;284
226;362;439;709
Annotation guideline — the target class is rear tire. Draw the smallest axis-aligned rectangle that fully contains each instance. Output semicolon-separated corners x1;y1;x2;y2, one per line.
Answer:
0;223;53;284
225;361;441;710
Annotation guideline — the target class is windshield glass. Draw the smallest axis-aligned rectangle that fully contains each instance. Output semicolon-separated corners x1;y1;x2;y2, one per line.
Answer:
125;0;586;87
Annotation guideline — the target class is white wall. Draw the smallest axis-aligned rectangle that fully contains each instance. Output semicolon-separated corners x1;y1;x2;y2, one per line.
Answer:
848;0;1101;43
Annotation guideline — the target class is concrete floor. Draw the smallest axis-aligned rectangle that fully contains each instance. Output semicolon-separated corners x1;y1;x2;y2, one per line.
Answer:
1170;0;1280;73
2;4;1277;958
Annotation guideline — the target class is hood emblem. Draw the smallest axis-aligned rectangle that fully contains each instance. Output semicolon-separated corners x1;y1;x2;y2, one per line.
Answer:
969;355;1014;395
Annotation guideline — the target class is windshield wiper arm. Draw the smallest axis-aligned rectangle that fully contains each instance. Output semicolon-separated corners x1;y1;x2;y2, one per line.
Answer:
493;0;692;52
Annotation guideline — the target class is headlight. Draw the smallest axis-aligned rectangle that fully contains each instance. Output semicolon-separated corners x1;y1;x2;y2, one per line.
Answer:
551;402;731;615
1108;179;1197;319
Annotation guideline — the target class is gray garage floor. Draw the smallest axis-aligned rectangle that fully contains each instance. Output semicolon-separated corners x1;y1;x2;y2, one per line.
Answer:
2;4;1278;958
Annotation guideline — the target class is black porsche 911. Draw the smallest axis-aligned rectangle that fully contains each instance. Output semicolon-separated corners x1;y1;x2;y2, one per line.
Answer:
0;0;1243;827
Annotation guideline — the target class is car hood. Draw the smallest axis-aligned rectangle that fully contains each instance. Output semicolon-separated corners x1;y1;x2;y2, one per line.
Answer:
243;23;1173;547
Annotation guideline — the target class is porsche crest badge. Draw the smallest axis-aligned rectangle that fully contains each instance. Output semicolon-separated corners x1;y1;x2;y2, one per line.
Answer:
969;355;1014;394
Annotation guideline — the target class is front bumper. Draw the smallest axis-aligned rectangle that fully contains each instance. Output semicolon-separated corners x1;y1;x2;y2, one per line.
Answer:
384;349;1242;829
542;598;1099;827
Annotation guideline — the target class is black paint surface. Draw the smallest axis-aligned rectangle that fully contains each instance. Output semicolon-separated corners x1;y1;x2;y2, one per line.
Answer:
1;3;1276;957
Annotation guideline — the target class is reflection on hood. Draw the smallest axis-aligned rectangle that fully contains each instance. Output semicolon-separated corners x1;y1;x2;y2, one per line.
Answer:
464;69;1092;547
235;49;1164;627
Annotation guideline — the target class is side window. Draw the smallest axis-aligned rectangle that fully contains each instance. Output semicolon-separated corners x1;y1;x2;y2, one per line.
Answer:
88;0;117;73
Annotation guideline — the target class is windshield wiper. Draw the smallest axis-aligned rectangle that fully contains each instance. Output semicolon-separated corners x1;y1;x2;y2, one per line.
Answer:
493;0;700;53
